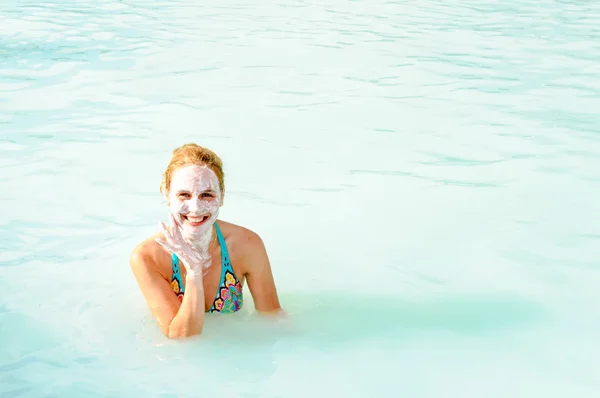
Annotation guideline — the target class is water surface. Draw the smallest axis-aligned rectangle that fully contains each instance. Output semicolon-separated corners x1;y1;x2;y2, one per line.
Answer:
1;0;600;397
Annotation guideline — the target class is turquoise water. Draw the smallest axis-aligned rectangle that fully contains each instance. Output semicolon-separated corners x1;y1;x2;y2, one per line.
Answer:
2;0;600;396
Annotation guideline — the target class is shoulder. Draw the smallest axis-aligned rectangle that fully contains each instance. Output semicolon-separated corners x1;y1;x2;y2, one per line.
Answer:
216;220;267;262
129;233;171;279
217;219;264;246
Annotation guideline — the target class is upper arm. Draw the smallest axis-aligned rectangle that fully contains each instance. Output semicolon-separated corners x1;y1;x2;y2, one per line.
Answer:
242;231;282;314
130;245;181;335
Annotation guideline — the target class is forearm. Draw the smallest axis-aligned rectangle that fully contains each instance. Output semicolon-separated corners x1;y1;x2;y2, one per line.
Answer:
167;276;205;338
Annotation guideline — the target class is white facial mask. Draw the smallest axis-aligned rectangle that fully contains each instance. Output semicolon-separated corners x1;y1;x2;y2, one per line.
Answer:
167;164;221;251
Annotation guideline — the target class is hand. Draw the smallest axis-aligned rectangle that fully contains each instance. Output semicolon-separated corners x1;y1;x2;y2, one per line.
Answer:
155;213;210;278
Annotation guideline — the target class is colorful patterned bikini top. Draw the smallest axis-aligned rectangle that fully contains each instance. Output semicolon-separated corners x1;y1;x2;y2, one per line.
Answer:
170;223;244;313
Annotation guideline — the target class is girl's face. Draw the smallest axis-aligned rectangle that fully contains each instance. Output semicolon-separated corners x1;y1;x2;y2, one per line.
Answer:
167;164;221;240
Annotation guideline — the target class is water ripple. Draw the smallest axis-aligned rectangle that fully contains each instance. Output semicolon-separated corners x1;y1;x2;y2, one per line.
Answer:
348;169;506;188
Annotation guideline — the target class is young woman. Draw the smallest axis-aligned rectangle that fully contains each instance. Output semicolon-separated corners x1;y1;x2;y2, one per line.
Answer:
130;143;283;339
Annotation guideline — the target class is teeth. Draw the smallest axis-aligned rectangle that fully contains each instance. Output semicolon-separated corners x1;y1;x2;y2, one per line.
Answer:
187;216;205;223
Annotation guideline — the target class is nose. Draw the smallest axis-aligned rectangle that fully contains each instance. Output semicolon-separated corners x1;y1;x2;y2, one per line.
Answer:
187;197;201;213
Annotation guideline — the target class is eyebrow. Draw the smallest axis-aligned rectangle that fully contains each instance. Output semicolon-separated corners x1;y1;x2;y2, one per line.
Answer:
175;189;216;194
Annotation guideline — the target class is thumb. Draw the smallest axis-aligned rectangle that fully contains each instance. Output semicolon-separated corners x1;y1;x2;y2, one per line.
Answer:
155;238;175;255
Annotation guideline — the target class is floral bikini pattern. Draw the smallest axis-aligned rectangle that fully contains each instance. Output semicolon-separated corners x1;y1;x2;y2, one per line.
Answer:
209;270;243;313
171;276;184;303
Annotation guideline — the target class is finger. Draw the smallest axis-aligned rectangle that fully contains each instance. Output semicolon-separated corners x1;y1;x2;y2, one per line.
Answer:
158;221;174;245
168;213;178;236
170;213;185;242
155;238;175;254
158;221;169;235
191;245;207;259
170;212;184;230
170;212;183;227
157;240;185;262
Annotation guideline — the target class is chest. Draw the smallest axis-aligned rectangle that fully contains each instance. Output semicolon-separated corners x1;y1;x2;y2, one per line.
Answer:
174;249;245;312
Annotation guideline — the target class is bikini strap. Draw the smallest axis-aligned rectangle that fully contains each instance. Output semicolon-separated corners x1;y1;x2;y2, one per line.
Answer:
214;222;231;270
211;223;233;305
209;222;244;312
171;252;184;293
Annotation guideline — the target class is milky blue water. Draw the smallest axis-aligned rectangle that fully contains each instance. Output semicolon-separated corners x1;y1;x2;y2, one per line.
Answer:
2;1;600;397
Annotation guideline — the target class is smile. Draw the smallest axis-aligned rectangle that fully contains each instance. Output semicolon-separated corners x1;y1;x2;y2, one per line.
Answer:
182;214;210;227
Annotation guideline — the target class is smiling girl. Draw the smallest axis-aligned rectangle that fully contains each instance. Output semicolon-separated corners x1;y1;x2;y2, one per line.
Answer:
130;143;283;339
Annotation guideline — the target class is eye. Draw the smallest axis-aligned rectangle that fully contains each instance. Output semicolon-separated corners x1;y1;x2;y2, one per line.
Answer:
201;192;214;198
178;192;191;199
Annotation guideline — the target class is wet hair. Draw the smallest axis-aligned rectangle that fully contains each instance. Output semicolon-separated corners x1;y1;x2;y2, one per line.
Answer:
160;143;225;202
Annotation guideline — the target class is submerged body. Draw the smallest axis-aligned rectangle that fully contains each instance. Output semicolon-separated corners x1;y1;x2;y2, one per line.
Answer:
130;144;283;339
